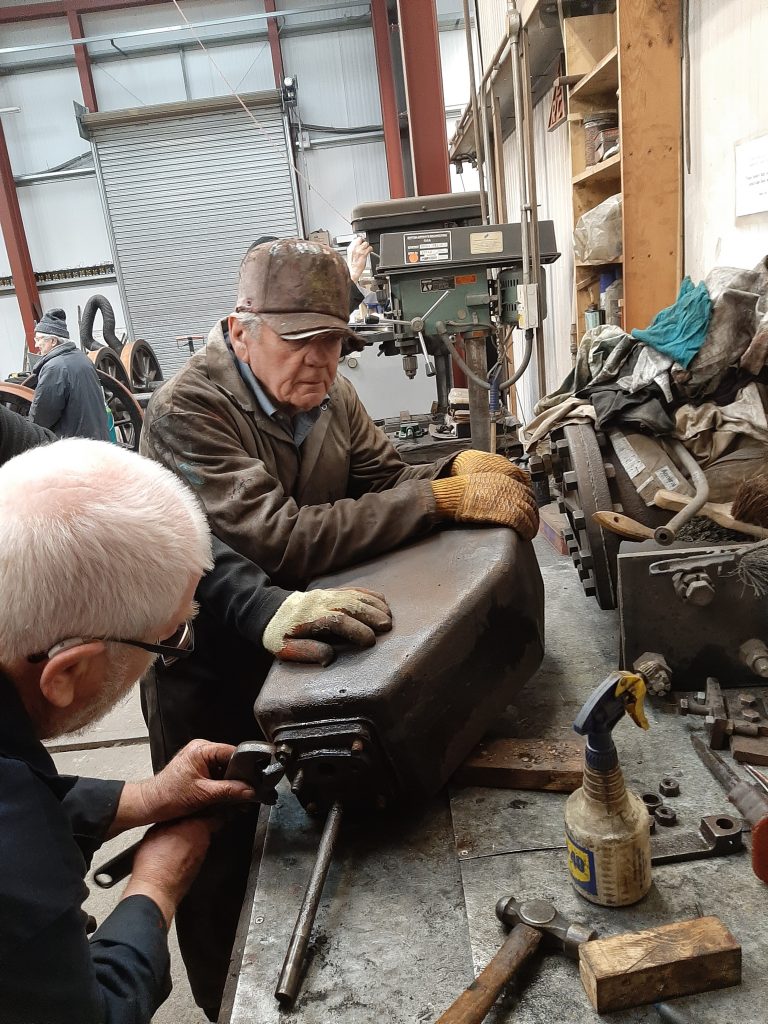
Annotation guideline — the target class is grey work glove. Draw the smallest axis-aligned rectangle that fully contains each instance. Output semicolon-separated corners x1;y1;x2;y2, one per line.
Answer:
262;588;392;666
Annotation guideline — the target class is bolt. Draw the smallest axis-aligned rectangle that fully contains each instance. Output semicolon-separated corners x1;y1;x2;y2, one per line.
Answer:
740;693;758;708
275;743;292;764
635;653;672;697
351;739;364;754
659;777;680;798
654;805;678;826
562;471;578;492
742;708;761;723
740;639;768;679
684;577;716;607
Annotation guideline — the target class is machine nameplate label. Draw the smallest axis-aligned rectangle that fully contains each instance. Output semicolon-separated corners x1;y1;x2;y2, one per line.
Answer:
469;230;504;254
404;231;451;264
420;276;455;292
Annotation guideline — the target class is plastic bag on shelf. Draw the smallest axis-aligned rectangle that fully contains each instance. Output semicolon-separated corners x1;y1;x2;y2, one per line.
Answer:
573;193;623;264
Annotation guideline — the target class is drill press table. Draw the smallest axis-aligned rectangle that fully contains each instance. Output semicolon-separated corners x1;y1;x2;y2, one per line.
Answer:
222;544;768;1024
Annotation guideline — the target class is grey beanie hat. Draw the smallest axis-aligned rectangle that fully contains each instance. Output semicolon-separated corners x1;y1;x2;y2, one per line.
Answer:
36;308;69;340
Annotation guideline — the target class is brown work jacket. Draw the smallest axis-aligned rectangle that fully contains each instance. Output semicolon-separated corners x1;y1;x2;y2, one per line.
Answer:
141;323;450;589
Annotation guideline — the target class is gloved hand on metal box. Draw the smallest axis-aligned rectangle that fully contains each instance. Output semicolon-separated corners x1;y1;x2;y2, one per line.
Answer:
263;588;392;665
450;448;531;484
432;471;539;540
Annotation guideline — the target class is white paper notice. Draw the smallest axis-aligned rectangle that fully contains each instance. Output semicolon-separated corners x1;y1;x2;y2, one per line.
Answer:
735;134;768;217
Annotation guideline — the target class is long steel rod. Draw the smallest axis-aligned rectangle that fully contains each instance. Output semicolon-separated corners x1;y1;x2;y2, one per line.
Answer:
461;0;488;223
275;800;344;1006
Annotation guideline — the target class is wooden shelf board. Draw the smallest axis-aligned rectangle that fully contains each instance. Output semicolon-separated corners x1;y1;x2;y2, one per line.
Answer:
575;258;623;267
570;47;619;101
572;153;621;185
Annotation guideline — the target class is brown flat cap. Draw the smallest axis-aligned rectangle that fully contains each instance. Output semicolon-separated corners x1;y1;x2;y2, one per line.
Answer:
237;238;358;341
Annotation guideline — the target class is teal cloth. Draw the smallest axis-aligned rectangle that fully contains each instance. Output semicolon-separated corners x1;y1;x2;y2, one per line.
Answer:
631;277;712;369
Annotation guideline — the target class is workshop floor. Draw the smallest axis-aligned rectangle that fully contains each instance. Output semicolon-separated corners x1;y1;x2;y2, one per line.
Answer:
51;539;765;1023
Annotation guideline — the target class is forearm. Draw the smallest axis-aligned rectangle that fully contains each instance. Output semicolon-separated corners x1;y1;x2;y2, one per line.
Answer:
106;781;153;838
198;536;292;646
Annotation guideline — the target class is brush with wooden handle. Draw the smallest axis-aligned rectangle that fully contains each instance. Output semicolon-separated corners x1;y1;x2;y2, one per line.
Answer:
653;489;768;539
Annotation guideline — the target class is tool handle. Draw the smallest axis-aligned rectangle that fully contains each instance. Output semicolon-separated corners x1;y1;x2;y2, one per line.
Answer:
93;838;144;888
592;511;654;541
653;489;768;538
751;817;768;884
436;923;543;1024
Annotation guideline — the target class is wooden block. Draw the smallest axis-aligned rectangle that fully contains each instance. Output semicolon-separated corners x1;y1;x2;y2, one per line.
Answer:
538;504;569;556
453;737;584;792
579;916;741;1013
732;735;768;766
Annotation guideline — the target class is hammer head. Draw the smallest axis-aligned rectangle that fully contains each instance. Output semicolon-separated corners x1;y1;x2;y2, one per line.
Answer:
495;897;597;960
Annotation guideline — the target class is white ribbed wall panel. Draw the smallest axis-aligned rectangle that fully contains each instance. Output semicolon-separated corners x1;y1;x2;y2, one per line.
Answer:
476;0;507;68
502;86;573;420
280;27;381;127
685;0;768;281
298;139;390;237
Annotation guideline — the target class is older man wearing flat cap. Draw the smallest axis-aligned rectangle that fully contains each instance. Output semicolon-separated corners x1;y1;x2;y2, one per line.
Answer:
141;238;538;1015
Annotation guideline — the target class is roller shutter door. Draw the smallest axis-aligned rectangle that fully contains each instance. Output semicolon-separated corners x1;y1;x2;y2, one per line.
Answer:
84;93;300;375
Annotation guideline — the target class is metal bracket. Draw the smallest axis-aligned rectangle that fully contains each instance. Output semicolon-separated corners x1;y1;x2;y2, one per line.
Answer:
651;814;744;866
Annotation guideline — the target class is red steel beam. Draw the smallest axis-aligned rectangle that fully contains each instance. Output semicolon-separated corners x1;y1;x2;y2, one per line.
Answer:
67;9;98;111
371;0;405;199
395;0;450;196
263;0;285;89
0;120;41;350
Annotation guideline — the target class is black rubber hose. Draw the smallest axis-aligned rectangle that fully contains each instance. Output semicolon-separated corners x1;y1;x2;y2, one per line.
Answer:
80;294;122;353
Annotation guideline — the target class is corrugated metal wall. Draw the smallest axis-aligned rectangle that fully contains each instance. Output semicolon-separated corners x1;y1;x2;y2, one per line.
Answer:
502;86;574;420
684;0;768;281
90;98;299;375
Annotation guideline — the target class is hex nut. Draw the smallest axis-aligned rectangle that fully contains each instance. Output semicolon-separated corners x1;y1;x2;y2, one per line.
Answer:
654;805;678;826
741;709;761;723
739;693;758;708
659;777;680;798
642;792;663;814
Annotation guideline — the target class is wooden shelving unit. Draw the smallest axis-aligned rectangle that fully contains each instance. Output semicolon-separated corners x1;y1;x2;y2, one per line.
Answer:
565;3;682;335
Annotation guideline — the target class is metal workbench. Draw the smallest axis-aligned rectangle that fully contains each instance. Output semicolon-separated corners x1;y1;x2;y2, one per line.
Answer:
222;542;768;1024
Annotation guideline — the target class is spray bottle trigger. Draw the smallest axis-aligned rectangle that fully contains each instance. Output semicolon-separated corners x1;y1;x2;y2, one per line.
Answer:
615;673;649;730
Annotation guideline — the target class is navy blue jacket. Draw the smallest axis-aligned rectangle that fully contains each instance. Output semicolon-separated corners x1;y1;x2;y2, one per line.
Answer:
28;341;111;440
0;673;171;1023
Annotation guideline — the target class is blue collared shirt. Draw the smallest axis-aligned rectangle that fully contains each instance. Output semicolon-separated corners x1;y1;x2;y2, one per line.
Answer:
233;347;324;448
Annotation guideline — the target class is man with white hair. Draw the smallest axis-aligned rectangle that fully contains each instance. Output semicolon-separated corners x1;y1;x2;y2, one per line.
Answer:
0;438;261;1024
28;307;110;440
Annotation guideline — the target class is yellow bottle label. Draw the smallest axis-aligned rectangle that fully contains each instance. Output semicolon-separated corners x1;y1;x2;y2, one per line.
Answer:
566;829;597;896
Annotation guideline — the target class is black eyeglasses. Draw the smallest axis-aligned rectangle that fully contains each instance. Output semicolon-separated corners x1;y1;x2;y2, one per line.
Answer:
28;620;195;668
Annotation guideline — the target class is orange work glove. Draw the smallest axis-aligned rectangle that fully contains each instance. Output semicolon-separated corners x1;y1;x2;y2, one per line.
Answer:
432;472;539;541
451;449;530;485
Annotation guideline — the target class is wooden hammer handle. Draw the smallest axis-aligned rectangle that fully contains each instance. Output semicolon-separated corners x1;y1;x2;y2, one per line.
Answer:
436;923;543;1024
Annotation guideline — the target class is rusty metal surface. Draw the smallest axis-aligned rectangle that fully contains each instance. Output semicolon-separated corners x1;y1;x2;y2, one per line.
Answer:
255;527;545;810
618;542;768;688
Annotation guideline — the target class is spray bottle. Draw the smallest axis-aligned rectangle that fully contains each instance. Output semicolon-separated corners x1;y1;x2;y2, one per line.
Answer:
565;671;652;906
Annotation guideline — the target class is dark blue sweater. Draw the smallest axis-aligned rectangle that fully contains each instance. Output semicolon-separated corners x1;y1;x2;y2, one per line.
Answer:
0;673;171;1023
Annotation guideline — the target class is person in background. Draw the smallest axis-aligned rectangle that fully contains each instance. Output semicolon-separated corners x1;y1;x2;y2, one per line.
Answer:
0;439;261;1024
347;234;374;309
28;308;111;440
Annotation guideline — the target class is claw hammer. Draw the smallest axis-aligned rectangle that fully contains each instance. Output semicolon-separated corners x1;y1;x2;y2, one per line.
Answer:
436;897;595;1024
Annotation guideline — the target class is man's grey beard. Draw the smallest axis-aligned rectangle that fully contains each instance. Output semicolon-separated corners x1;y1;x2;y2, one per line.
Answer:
47;647;153;739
